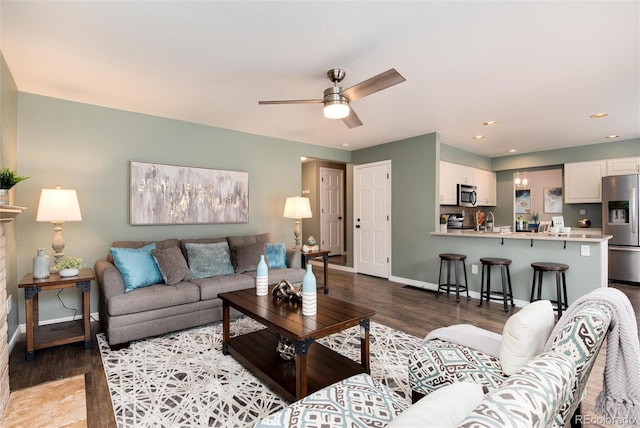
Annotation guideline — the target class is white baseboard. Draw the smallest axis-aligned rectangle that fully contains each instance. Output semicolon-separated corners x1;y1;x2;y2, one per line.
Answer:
18;311;100;334
389;275;529;308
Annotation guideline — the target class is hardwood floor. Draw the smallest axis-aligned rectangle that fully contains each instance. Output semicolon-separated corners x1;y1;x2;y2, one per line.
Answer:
8;268;640;427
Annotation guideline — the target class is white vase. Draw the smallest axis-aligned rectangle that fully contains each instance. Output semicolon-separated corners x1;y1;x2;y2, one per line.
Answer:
0;189;8;205
439;224;447;233
302;264;317;316
59;268;79;277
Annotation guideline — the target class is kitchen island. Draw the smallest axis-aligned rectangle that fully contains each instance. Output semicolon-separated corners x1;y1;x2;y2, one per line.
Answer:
427;229;611;307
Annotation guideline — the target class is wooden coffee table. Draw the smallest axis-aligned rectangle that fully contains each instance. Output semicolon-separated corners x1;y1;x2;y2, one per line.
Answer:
219;288;375;402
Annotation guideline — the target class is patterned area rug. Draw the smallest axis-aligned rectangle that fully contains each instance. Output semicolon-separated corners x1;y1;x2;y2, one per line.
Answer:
98;317;421;427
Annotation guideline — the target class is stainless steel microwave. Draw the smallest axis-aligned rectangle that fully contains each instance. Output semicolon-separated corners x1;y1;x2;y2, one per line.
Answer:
457;184;477;207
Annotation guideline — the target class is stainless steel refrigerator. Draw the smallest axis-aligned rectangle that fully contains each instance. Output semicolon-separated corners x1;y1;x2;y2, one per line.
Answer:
602;174;640;284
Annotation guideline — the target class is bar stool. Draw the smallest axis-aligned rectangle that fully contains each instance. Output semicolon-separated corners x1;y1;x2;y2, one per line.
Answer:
478;257;514;312
530;262;569;317
436;253;469;303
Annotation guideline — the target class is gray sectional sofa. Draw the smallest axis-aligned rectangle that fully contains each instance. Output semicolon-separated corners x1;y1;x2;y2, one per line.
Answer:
95;232;305;346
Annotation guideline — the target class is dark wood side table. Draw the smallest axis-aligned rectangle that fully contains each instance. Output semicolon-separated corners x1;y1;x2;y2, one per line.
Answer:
301;249;330;294
18;268;94;361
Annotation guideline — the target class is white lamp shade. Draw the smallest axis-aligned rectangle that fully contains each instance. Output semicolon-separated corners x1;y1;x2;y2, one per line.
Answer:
283;196;312;219
36;188;82;222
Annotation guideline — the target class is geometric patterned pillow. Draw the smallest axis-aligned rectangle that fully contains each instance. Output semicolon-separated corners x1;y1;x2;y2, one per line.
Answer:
254;373;408;428
408;338;508;398
458;352;577;428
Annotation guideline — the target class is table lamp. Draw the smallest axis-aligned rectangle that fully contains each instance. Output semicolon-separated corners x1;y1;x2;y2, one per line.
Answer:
36;186;82;265
283;196;312;248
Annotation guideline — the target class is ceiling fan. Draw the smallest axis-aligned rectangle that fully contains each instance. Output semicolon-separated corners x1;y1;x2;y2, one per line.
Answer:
258;68;406;129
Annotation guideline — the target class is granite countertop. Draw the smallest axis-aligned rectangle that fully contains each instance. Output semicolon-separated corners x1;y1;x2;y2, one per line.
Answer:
431;229;612;243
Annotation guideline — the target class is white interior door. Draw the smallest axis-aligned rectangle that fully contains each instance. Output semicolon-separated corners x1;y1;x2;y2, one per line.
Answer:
354;161;390;278
320;167;344;255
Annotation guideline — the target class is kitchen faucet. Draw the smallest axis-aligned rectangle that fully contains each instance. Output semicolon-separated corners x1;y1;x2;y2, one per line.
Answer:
486;211;495;232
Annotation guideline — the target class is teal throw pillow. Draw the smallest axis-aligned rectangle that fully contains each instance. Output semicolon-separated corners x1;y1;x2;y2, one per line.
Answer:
186;242;235;279
266;243;287;269
110;243;163;292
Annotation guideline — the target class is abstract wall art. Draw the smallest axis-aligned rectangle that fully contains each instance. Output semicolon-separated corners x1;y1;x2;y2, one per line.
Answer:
130;161;249;225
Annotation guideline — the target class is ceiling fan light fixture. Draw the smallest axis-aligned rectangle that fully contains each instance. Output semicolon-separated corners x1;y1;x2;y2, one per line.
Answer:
323;99;350;119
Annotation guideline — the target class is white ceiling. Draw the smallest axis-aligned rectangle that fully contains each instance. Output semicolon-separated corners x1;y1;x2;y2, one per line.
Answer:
1;1;638;157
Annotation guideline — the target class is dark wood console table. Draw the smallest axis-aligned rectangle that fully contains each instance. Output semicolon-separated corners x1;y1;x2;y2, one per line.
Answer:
18;268;94;361
301;249;330;294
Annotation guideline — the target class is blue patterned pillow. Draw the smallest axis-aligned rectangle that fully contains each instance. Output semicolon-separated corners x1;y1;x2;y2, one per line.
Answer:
266;243;287;269
110;243;163;292
186;242;235;279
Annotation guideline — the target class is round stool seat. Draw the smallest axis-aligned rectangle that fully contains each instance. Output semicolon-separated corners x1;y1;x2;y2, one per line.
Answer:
436;254;469;303
478;257;514;312
480;257;512;266
530;262;570;317
531;262;569;271
439;253;466;261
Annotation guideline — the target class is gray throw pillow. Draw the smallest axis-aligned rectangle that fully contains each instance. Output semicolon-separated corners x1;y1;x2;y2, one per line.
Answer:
151;246;192;285
185;242;235;279
232;242;266;273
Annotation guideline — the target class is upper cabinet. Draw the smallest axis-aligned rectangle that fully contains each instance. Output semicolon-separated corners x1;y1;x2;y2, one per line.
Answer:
606;157;640;176
473;168;497;206
564;160;606;203
439;161;496;206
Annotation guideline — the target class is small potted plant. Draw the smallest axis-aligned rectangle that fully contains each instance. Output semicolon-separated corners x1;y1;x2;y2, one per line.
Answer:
0;168;29;205
55;256;83;277
439;214;449;232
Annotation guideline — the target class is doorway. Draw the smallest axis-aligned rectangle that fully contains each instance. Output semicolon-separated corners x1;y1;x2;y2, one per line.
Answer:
353;160;391;278
320;167;344;256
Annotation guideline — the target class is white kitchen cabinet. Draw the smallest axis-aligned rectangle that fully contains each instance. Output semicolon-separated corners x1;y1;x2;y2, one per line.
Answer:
473;168;497;206
606;157;640;176
439;161;496;206
439;161;461;205
564;160;606;203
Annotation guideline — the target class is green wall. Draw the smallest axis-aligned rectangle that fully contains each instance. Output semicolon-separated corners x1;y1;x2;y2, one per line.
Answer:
1;52;20;341
352;132;439;281
14;93;350;326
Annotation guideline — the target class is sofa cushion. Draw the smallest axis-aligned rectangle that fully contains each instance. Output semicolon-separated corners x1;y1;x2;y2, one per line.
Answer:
227;233;272;271
499;300;554;375
266;242;288;269
245;267;305;286
231;242;266;273
110;243;163;292
151;246;192;285
107;239;180;263
179;237;227;261
107;282;201;316
185;242;235;279
388;382;485;427
191;273;255;301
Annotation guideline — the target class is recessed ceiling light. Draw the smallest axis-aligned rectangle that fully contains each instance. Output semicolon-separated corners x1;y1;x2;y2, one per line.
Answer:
508;149;517;153
300;156;308;161
340;143;349;147
590;113;608;119
483;121;498;126
472;135;485;140
605;135;619;139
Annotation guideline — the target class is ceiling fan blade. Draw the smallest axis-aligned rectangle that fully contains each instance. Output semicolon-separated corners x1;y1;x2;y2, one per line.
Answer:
258;99;323;105
342;107;363;129
340;68;406;102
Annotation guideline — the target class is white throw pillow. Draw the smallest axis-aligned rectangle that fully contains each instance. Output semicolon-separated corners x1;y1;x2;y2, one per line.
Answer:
499;300;554;375
387;382;485;427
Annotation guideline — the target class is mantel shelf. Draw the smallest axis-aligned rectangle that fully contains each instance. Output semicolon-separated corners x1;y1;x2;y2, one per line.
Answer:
0;205;27;223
